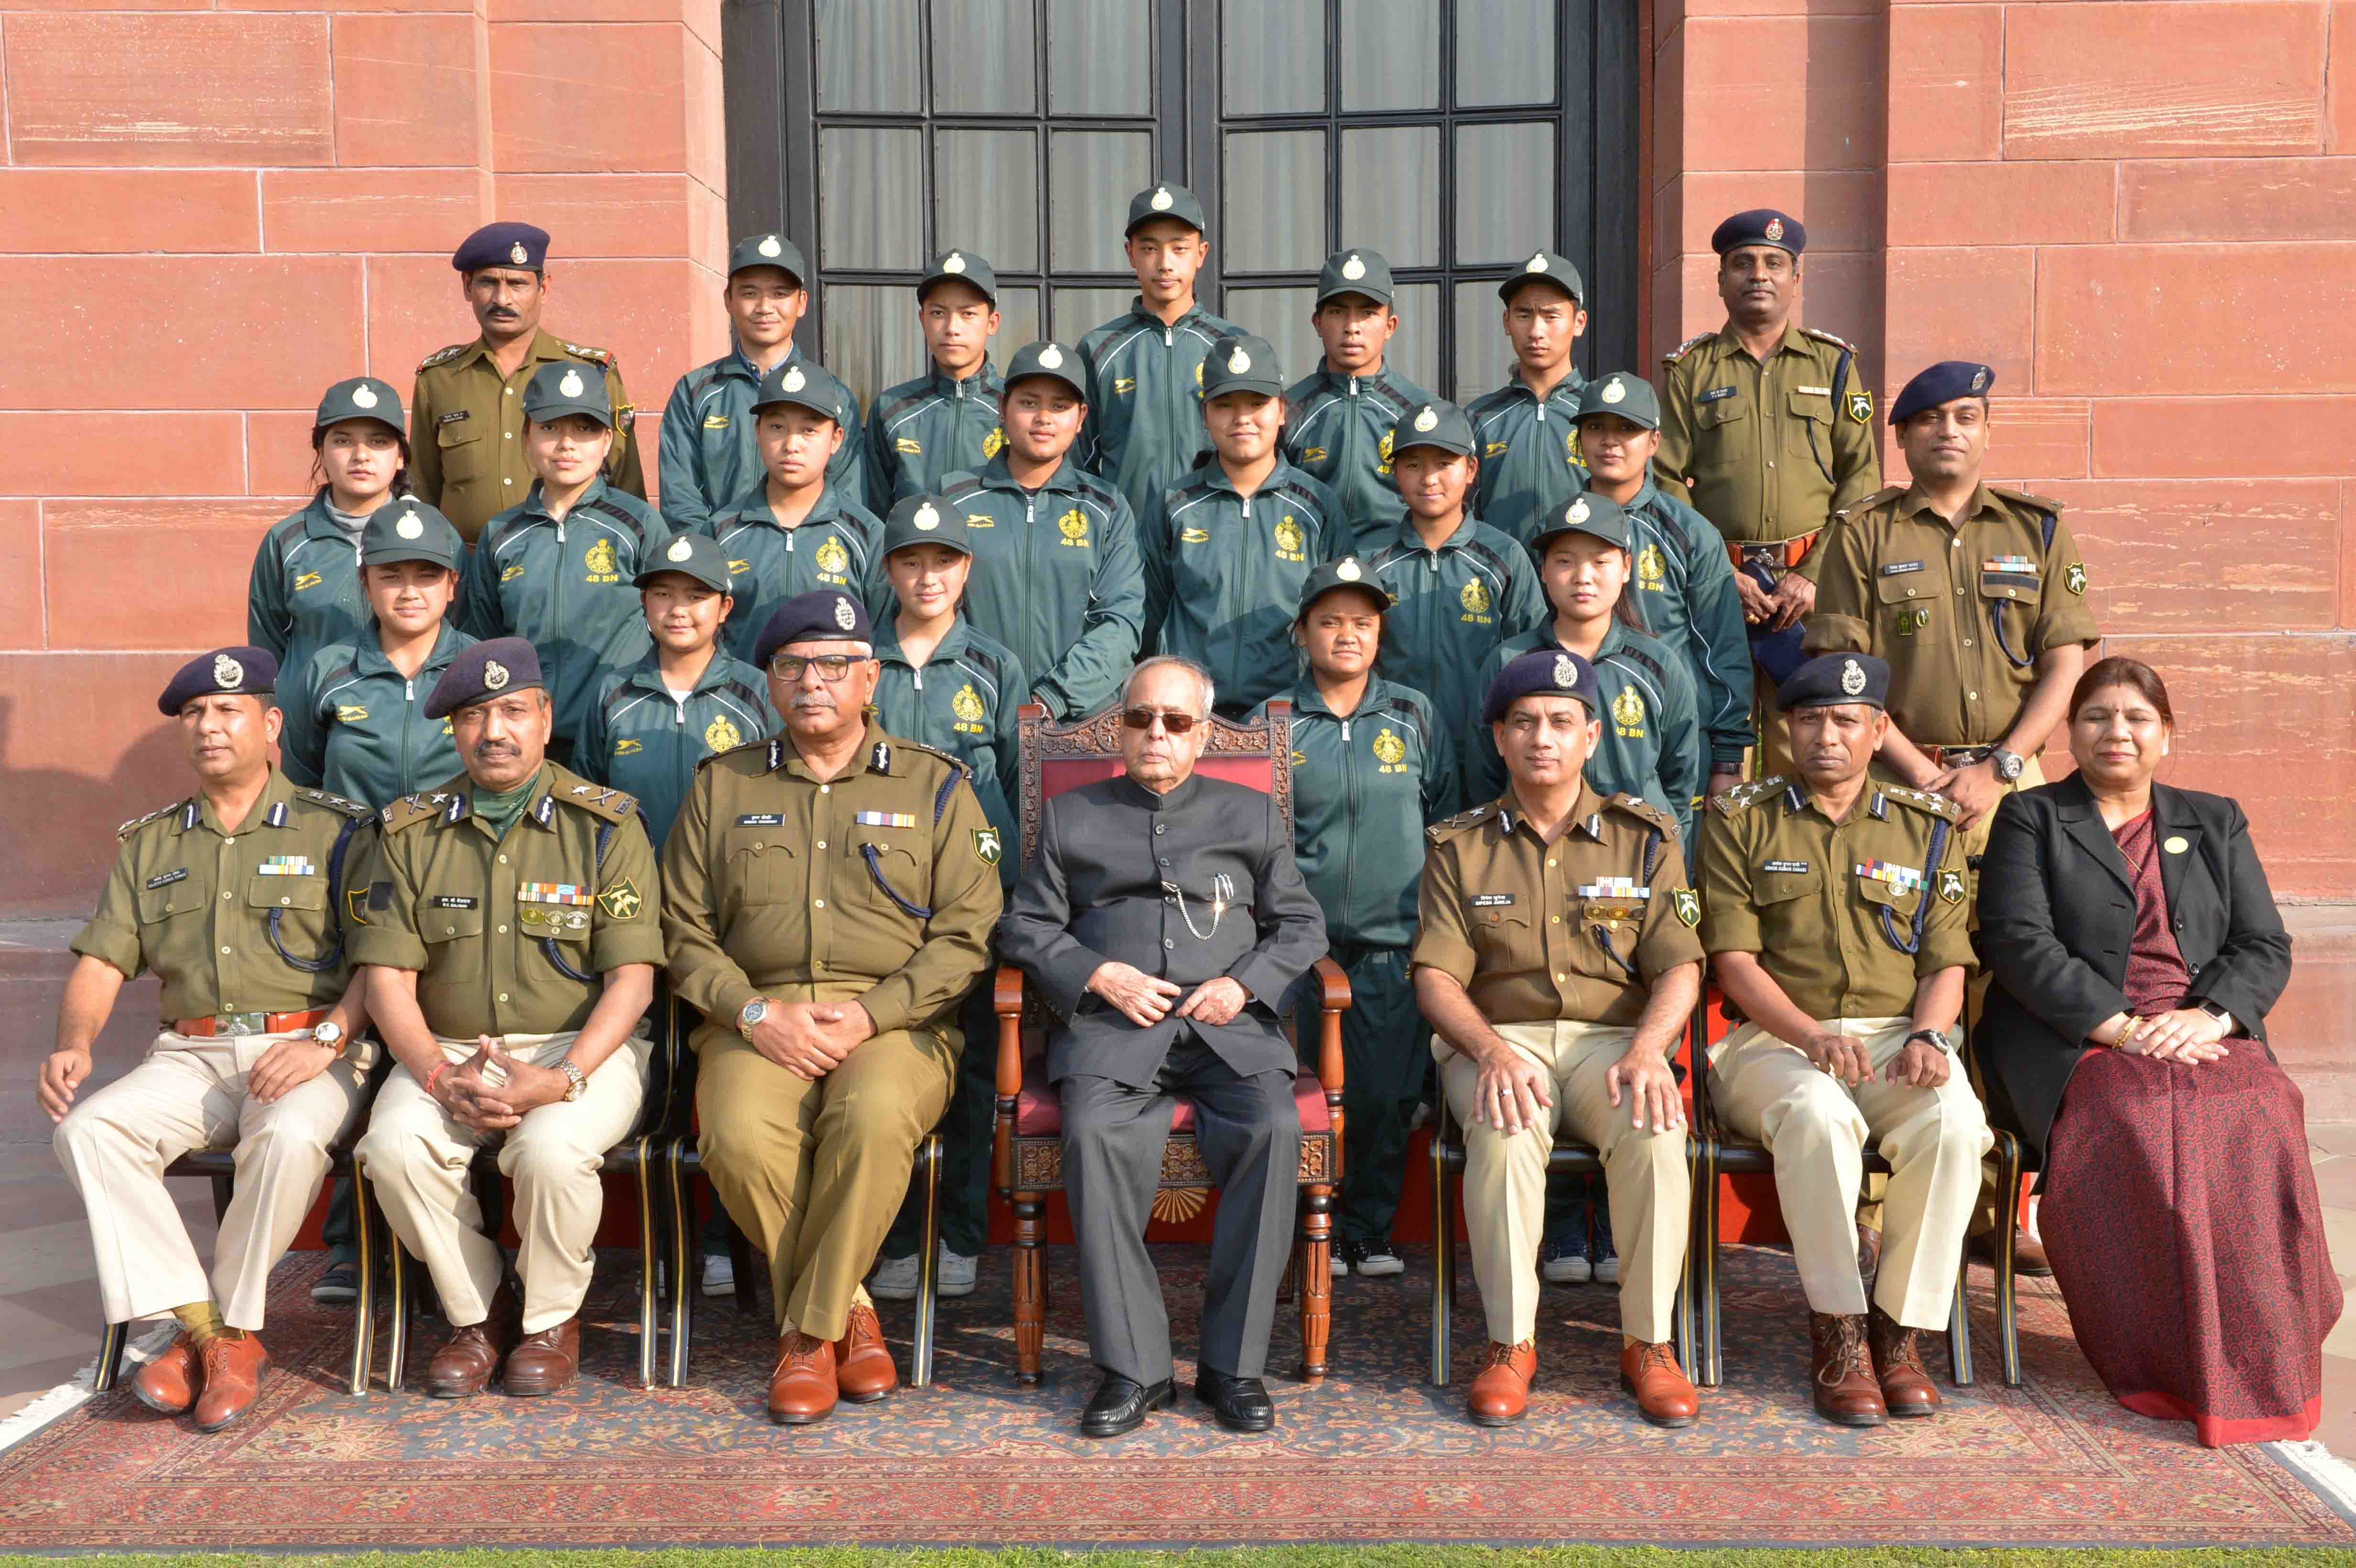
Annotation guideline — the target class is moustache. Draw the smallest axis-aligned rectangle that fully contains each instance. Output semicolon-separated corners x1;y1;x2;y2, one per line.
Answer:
470;740;518;759
790;694;835;711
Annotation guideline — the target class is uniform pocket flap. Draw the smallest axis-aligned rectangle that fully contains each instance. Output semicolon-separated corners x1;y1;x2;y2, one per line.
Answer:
1695;395;1749;428
421;899;485;941
436;419;483;448
1785;388;1831;421
135;879;205;924
1752;861;1820;904
248;876;327;912
1874;559;1944;604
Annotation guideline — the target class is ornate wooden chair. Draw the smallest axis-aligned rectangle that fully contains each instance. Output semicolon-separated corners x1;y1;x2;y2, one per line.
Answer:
992;699;1352;1384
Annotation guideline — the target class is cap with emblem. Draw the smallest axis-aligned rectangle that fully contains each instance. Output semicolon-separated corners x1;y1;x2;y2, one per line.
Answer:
917;248;998;305
1498;250;1584;305
425;637;544;720
1711;208;1806;258
1890;360;1994;426
360;501;465;573
1483;647;1600;726
1296;556;1388;622
633;530;734;594
750;359;848;424
315;376;406;436
1315;247;1394;308
1003;339;1088;402
1124;182;1207;236
727;232;807;285
452;221;551;274
754;589;874;668
1528;491;1632;555
522;360;613;427
1573;372;1660;432
159;646;278;717
1776;651;1889;712
1389;398;1477;460
881;493;973;561
1200;332;1284;400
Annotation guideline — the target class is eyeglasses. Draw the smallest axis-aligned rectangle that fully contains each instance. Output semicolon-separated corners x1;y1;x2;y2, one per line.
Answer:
769;654;867;682
1121;707;1199;734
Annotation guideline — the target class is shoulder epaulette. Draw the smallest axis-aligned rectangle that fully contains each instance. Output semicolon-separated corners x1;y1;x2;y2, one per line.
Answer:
1800;326;1859;355
117;801;186;840
894;737;972;778
1881;784;1962;822
561;341;615;368
554;780;639;823
296;788;372;821
1662;333;1712;368
1832;486;1907;523
418;343;468;371
1426;802;1496;844
380;792;453;831
1987;484;2065;515
1603;792;1678;834
698;735;774;772
1712;776;1789;816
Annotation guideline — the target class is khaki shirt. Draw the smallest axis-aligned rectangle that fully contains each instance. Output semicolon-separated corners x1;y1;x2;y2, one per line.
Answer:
1654;321;1882;577
1804;482;2100;747
72;767;371;1022
659;721;1003;1045
348;762;664;1038
411;328;645;542
1413;783;1704;1028
1699;777;1976;1021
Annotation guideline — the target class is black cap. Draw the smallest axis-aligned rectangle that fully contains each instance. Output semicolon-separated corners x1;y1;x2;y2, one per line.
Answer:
1003;339;1087;401
453;222;549;273
1297;556;1388;621
1891;361;1992;425
1711;209;1805;257
728;232;807;283
754;589;873;668
635;532;735;594
750;359;850;424
522;361;611;427
1528;492;1632;555
1498;251;1583;304
1200;333;1284;399
881;494;973;560
1389;398;1477;460
1574;372;1660;432
918;248;998;305
1776;652;1889;712
1483;648;1600;726
159;647;276;717
425;637;543;720
316;377;404;436
360;501;465;572
1124;182;1206;236
1315;248;1394;307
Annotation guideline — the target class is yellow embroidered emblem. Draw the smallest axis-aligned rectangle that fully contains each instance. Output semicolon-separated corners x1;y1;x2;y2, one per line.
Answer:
614;738;643;755
1372;727;1406;768
1459;578;1491;615
1179;527;1211;544
982;425;1006;458
1272;516;1305;559
813;535;850;576
704;715;743;752
335;704;368;724
951;683;985;724
597;879;643;920
294;571;323;592
1612;686;1646;734
895;436;922;454
1636;543;1666;588
1058;508;1090;546
501;563;526;583
582;538;619;581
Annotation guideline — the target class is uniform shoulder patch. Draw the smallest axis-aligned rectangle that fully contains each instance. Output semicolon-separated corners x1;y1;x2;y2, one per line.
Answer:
555;778;640;823
1832;486;1908;524
1800;326;1859;355
379;793;449;832
561;341;615;368
296;788;373;821
1712;776;1789;816
418;342;468;371
1987;484;2065;515
116;801;186;840
1882;784;1962;822
894;737;974;779
1426;802;1496;844
1662;333;1712;368
1603;793;1678;835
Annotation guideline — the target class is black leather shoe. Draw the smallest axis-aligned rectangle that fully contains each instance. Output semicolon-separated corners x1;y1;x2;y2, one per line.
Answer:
1194;1367;1275;1433
1079;1372;1173;1438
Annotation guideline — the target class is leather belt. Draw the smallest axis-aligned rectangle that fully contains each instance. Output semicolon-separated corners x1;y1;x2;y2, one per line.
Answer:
1726;529;1820;575
1922;744;1997;770
173;1008;331;1038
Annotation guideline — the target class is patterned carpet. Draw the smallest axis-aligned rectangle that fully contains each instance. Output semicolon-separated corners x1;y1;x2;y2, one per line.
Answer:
0;1246;2350;1549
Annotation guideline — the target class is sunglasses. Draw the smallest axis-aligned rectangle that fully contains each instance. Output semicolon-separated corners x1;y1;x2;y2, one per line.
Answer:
1121;707;1200;734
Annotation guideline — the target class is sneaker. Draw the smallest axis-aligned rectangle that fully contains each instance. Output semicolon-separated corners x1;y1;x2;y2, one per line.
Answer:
1540;1228;1591;1285
700;1251;735;1297
938;1248;979;1298
1592;1204;1620;1285
869;1252;921;1302
1343;1239;1404;1278
311;1262;359;1306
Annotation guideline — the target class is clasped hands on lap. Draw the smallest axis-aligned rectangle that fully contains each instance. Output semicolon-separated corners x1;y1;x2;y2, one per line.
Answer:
1085;961;1246;1029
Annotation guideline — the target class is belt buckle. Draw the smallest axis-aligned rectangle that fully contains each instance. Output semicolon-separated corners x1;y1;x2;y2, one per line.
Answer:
218;1012;267;1037
1736;544;1784;572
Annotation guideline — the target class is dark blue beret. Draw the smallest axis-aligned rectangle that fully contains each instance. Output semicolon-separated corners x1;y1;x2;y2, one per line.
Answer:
425;637;544;720
1776;652;1889;712
159;647;276;716
754;589;873;669
1891;360;1994;425
452;222;550;273
1711;209;1804;257
1483;648;1599;727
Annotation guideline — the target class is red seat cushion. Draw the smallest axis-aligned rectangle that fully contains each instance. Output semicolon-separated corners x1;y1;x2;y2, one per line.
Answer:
1015;1070;1333;1137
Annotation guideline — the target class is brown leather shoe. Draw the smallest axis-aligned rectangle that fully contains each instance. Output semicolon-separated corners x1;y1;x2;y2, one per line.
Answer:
130;1332;201;1416
769;1331;838;1425
1618;1339;1699;1428
1809;1312;1887;1426
426;1285;523;1399
1971;1226;2051;1277
1466;1339;1537;1427
832;1303;898;1404
192;1333;270;1432
503;1318;581;1397
1869;1305;1941;1418
1857;1221;1882;1280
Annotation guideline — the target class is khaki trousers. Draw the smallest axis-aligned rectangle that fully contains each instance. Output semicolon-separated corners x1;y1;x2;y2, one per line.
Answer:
356;1031;644;1334
54;1029;368;1331
1711;1017;1991;1328
695;1025;952;1341
1438;1020;1690;1346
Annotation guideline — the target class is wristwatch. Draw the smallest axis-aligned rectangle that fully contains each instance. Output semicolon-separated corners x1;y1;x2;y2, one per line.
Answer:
2196;1000;2236;1032
312;1020;347;1057
556;1058;588;1102
1988;747;2026;783
738;997;770;1041
1903;1028;1955;1055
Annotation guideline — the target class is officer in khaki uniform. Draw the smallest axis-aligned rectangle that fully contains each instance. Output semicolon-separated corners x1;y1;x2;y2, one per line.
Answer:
1699;653;1990;1428
353;638;663;1400
1413;649;1702;1430
412;223;644;542
45;648;374;1432
660;590;1001;1426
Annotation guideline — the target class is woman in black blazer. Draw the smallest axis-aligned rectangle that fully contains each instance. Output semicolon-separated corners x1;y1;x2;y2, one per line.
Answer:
1977;657;2336;1447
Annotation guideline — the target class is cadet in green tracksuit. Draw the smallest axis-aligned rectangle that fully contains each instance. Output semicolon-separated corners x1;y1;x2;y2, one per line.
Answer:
865;496;1029;1302
575;532;779;854
1142;333;1346;715
456;361;669;755
866;250;1007;508
657;233;866;533
1363;399;1548;808
1281;249;1437;554
1253;558;1455;1277
701;359;888;665
1466;251;1592;551
282;501;476;811
1077;183;1245;521
940;340;1145;721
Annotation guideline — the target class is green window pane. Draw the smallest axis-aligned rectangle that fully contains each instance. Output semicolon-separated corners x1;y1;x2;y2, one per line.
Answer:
1457;0;1556;107
1223;0;1325;114
936;130;1041;273
1048;0;1152;115
1341;0;1438;111
819;128;925;270
1223;131;1326;274
1454;121;1554;265
934;0;1037;115
1341;126;1439;269
815;0;920;113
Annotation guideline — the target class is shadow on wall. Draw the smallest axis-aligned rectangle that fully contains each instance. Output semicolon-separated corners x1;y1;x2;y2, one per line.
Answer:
0;678;195;920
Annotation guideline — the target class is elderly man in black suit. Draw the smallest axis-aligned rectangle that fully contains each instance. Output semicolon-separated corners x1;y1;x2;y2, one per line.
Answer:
999;654;1328;1438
